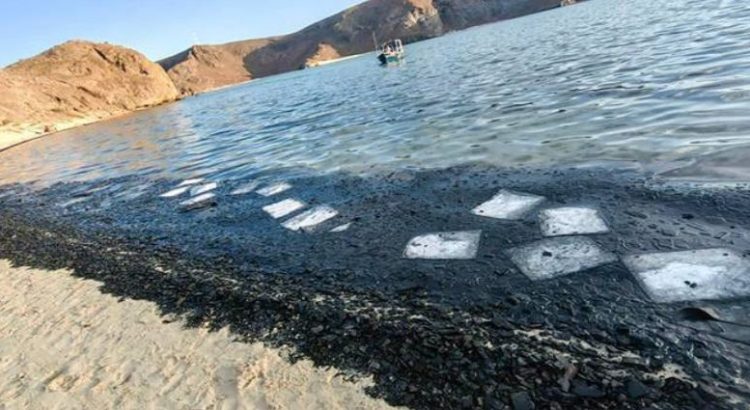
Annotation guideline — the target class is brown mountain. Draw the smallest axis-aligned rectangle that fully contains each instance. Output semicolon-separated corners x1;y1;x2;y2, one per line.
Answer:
162;0;562;95
243;0;444;78
0;41;178;150
159;38;276;96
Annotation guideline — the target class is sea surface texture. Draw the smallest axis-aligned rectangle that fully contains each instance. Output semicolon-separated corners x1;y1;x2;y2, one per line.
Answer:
1;0;749;186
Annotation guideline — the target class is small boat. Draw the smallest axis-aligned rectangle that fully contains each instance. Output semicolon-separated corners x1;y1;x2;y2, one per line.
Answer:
375;39;405;66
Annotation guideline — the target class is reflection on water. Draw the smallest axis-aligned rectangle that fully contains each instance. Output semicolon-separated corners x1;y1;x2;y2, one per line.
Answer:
1;0;749;187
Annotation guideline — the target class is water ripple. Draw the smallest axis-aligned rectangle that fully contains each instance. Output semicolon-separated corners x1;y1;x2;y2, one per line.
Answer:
2;0;750;186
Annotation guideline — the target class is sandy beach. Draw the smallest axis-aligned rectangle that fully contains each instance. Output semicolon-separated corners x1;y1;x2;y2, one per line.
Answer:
0;118;98;152
0;260;397;410
0;130;37;152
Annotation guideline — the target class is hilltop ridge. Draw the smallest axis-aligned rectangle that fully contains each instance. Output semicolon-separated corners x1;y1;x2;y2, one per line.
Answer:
0;41;178;150
159;38;277;96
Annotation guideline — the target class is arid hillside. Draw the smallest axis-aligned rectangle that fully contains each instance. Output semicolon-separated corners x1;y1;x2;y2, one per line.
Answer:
159;38;277;96
0;41;178;149
243;0;444;78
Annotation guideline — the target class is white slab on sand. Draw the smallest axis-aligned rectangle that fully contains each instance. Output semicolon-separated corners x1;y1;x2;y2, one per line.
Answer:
330;223;352;233
58;197;89;208
160;186;190;198
115;183;151;200
257;182;292;197
282;206;339;232
230;181;260;196
263;199;306;219
472;190;545;220
623;249;750;303
404;231;481;260
507;236;617;281
190;182;218;196
540;207;609;237
178;178;204;187
180;193;216;208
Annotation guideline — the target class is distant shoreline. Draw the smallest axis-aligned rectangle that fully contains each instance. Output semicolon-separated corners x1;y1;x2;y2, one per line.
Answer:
0;105;177;153
305;53;367;69
0;117;100;152
0;52;372;153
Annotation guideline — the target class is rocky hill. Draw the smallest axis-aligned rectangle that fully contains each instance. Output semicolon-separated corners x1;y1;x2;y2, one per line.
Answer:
436;0;562;28
0;41;178;150
159;38;276;96
243;0;444;78
162;0;562;94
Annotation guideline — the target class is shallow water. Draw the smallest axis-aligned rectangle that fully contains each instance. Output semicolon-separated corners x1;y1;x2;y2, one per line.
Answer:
1;0;750;187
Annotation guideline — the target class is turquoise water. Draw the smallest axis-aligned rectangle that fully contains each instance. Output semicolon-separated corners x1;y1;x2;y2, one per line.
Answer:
1;0;749;186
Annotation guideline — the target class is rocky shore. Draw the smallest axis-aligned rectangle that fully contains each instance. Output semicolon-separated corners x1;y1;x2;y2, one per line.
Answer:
1;166;747;409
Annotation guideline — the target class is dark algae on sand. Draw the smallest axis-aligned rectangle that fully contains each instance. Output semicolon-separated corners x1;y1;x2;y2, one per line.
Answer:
1;166;748;409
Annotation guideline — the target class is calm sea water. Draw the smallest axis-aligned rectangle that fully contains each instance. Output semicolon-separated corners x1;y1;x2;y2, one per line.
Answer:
1;0;749;187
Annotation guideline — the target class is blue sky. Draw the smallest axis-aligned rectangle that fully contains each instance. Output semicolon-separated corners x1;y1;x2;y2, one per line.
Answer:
0;0;362;67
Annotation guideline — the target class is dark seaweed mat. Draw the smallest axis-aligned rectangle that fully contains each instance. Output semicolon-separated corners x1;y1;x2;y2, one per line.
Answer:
0;165;748;409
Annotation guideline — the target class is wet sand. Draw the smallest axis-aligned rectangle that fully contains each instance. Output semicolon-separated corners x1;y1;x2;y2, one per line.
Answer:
0;116;97;151
0;110;159;153
0;260;397;410
0;116;110;152
0;128;54;152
